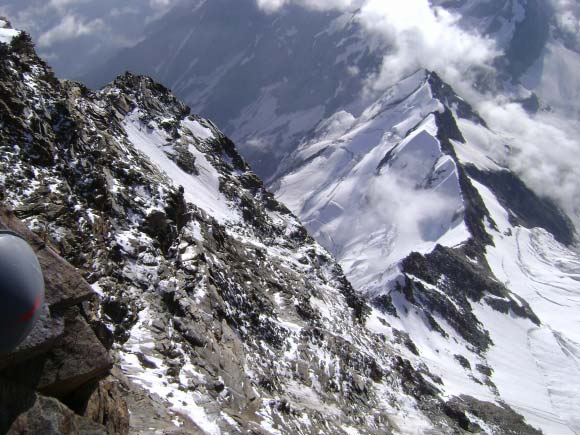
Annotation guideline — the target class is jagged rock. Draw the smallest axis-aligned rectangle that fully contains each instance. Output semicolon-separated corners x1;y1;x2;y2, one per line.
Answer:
8;395;107;435
83;377;130;435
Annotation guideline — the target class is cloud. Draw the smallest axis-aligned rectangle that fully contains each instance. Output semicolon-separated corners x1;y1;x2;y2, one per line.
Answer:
474;98;580;224
256;0;497;94
38;14;104;47
256;0;355;13
110;6;139;18
552;0;580;49
357;0;497;92
149;0;177;12
49;0;90;10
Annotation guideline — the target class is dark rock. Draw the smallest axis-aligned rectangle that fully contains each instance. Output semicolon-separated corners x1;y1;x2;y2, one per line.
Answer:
7;395;107;435
37;315;112;398
393;330;419;356
434;107;495;247
142;210;175;253
442;401;473;431
454;355;471;370
83;377;130;435
476;364;493;377
174;318;207;348
0;378;37;433
446;395;543;435
101;298;130;324
372;293;398;318
466;165;576;246
136;352;158;369
428;72;487;126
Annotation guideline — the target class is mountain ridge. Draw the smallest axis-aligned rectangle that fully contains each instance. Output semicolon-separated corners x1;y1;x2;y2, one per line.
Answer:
0;27;553;435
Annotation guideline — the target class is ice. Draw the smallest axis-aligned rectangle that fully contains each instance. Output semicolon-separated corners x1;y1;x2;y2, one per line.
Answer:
472;303;577;435
471;179;580;434
277;95;469;295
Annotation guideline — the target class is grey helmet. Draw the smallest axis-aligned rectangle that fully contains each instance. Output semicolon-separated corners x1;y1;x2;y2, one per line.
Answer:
0;231;45;354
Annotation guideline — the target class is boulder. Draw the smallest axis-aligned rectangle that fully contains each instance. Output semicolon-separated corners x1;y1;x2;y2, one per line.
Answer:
0;304;64;371
8;395;107;435
0;209;95;310
37;314;112;398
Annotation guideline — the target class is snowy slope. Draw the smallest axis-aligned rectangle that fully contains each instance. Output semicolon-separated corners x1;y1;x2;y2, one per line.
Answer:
123;111;238;223
473;180;580;434
276;71;469;294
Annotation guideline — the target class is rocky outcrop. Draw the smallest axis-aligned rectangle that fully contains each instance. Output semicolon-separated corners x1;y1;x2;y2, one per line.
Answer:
0;209;128;435
8;395;107;435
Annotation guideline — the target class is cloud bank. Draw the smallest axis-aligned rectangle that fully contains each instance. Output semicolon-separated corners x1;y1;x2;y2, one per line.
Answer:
476;100;580;224
256;0;497;91
38;14;104;48
257;0;580;231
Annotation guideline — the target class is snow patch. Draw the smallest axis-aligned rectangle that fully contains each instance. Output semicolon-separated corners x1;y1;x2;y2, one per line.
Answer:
0;28;19;45
124;111;239;224
182;118;215;141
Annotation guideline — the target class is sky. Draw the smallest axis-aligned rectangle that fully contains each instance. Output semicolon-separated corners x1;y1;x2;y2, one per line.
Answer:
0;0;180;78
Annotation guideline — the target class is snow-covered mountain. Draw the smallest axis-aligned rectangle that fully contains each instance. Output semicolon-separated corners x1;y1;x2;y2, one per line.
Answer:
274;68;580;435
1;22;552;435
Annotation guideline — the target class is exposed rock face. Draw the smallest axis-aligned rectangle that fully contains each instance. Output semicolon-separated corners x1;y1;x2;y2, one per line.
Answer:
0;29;547;435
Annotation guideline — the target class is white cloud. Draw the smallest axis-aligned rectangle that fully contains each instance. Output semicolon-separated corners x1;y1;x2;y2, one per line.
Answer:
256;0;355;13
38;14;104;47
49;0;90;9
357;0;497;92
110;6;140;18
149;0;175;11
475;98;580;224
552;0;580;48
255;0;497;92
